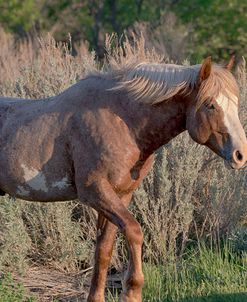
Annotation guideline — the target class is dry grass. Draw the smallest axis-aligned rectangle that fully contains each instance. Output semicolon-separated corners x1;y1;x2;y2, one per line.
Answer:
13;267;90;302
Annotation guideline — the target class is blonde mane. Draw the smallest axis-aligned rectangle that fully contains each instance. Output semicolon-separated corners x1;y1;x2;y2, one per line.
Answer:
197;65;239;108
107;62;239;107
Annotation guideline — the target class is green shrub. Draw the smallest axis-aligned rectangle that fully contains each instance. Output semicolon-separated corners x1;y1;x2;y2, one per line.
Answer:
0;273;36;302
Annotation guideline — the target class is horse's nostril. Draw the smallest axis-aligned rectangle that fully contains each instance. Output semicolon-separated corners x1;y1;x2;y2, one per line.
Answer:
235;150;243;162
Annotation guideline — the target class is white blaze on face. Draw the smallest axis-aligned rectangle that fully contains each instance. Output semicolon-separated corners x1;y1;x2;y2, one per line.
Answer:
21;164;48;192
216;93;246;148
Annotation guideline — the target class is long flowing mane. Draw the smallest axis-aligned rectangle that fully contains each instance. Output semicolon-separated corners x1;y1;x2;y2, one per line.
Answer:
103;62;239;106
111;63;200;104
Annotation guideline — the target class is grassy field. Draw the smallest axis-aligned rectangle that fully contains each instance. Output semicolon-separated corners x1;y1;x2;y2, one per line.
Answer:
106;243;247;302
1;242;246;302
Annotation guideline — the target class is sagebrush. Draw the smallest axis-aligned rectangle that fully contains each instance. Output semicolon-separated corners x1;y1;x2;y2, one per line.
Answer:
0;30;246;274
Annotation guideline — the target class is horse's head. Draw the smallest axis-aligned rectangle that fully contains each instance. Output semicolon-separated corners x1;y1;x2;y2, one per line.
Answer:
186;57;247;169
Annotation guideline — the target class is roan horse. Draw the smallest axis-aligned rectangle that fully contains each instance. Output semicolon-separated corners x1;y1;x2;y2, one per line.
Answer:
0;56;246;302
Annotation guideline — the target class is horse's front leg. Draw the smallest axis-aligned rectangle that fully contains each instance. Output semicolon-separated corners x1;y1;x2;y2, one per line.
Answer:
87;193;133;302
81;179;144;302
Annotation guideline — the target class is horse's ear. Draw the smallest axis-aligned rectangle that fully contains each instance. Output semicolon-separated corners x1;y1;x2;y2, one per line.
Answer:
225;55;235;70
199;56;212;82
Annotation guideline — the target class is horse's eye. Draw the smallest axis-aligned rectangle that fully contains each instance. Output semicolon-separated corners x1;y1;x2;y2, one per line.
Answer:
209;104;215;110
206;101;216;110
205;98;216;110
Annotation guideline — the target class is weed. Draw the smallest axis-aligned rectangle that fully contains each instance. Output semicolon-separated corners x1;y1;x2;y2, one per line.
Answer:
0;273;36;302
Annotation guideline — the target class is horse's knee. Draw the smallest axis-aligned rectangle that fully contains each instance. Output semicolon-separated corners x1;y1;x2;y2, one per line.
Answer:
124;221;143;246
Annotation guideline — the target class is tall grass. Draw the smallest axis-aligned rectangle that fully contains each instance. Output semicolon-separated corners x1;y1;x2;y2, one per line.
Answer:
143;243;247;302
0;29;246;277
107;243;247;302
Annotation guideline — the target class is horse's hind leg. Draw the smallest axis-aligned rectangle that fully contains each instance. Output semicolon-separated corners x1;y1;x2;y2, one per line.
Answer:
87;218;117;302
82;179;144;302
88;193;133;302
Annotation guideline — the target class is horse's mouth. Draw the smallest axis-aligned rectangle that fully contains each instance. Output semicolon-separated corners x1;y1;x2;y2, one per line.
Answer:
224;160;235;170
224;159;247;170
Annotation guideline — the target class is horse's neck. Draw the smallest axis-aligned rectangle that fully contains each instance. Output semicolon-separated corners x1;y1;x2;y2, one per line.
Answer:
131;97;187;157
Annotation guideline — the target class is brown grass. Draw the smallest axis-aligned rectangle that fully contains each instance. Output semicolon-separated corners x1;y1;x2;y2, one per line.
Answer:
13;267;90;301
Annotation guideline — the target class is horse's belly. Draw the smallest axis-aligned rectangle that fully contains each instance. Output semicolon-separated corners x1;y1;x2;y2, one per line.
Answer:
0;173;77;201
15;170;77;201
0;160;77;202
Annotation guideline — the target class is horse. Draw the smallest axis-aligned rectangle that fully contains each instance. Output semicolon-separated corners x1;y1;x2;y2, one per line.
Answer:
0;56;246;302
